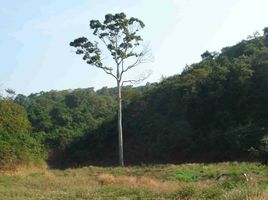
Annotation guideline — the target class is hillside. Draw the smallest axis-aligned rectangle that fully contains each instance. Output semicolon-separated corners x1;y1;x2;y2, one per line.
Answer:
1;31;268;168
61;34;268;166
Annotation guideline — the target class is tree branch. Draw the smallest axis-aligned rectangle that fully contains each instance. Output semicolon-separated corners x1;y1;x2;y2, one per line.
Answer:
122;56;142;73
94;64;117;80
121;70;152;86
121;46;152;75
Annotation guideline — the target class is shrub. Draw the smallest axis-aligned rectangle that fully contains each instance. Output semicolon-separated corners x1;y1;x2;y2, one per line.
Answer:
0;128;46;169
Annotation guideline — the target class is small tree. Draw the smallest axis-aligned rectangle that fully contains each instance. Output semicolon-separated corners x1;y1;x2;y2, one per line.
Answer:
5;89;16;100
70;12;149;166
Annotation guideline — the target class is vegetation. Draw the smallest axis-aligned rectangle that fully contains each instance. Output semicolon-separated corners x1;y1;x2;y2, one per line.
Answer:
1;27;266;168
70;12;148;166
16;88;117;150
61;30;268;166
0;99;45;169
0;99;30;134
0;162;268;199
1;13;268;200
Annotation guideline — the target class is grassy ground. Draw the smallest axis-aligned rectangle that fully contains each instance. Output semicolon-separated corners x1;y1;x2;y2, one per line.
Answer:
0;162;268;199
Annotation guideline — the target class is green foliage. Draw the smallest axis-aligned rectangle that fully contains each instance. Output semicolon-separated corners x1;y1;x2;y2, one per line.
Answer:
0;100;30;134
21;86;145;152
62;33;268;166
70;12;145;82
6;28;267;167
16;87;144;151
0;128;45;168
0;99;45;168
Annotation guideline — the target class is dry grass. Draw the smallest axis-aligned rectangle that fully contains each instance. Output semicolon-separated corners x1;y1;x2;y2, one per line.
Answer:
98;173;116;184
0;162;267;199
248;189;268;200
97;173;183;192
1;164;48;176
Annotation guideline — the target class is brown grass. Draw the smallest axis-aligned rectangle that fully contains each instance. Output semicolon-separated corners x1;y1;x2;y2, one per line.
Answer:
0;163;267;199
248;189;268;200
97;173;179;191
98;173;116;184
1;164;48;176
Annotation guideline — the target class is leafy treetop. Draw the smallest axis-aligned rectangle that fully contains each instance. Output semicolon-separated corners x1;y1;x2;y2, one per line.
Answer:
70;12;146;82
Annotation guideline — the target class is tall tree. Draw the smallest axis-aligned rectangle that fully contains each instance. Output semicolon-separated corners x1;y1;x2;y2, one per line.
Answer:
70;12;148;166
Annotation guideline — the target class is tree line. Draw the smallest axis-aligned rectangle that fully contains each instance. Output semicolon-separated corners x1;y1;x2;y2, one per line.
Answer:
1;25;268;168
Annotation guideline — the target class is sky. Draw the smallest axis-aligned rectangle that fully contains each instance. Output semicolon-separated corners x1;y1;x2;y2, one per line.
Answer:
1;0;268;95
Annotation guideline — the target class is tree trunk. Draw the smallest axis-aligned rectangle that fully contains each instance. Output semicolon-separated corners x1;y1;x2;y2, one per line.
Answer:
117;80;124;166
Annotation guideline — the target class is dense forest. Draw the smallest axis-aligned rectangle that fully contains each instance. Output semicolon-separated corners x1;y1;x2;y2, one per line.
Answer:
1;29;268;168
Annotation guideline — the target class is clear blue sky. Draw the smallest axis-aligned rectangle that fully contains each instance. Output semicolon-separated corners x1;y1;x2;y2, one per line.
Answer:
1;0;268;95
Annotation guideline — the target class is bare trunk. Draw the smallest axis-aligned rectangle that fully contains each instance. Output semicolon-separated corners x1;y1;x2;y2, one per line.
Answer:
117;80;124;166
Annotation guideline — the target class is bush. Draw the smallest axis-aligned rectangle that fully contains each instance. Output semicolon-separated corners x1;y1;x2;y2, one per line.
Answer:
0;128;46;169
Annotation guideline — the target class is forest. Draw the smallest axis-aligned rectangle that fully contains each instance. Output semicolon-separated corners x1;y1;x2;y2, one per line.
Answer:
1;28;268;169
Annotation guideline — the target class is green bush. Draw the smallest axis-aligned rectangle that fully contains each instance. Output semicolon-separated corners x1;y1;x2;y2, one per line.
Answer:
0;128;46;168
0;99;46;168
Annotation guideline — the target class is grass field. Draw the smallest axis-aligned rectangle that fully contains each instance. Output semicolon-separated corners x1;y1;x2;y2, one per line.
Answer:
1;162;268;199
